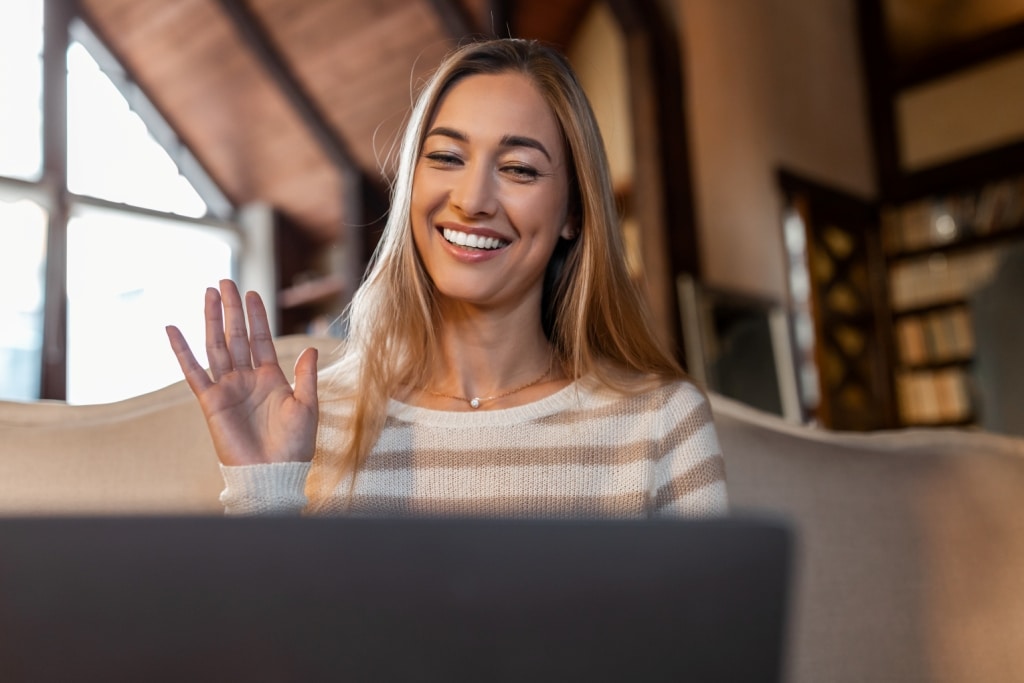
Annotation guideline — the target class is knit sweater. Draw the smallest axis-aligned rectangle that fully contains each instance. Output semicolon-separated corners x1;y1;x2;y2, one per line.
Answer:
219;378;728;518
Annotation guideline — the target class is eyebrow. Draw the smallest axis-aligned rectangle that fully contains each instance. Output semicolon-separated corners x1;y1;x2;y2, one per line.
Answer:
425;126;552;162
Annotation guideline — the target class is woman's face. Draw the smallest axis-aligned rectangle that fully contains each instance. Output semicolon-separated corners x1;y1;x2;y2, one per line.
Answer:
410;71;573;315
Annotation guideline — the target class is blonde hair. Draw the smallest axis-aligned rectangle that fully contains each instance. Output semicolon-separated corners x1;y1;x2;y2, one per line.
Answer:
308;38;683;508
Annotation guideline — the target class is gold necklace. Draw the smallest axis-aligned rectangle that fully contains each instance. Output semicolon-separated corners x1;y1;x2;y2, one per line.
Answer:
424;357;555;409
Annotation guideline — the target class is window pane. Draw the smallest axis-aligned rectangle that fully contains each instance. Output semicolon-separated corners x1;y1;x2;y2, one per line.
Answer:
0;0;44;181
0;198;47;401
66;42;207;217
67;205;235;404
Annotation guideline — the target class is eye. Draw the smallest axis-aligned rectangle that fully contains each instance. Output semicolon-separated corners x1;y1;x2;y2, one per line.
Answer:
502;164;540;181
423;151;462;167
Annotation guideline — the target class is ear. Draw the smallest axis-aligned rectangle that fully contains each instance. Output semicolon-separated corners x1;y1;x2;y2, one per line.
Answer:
559;216;578;241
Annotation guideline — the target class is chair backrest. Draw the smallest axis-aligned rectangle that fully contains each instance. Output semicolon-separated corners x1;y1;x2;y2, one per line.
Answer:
0;335;341;515
711;392;1024;683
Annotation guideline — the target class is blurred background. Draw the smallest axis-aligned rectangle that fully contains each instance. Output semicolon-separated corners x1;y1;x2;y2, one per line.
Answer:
1;0;1022;438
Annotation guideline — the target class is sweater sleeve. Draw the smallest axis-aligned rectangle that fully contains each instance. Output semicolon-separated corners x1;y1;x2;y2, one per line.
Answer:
651;383;729;518
218;462;312;516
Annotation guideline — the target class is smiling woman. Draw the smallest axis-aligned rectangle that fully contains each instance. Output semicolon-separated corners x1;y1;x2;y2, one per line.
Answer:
167;38;729;519
411;72;574;339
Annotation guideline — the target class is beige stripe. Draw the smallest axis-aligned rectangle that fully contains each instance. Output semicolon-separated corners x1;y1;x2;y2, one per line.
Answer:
365;438;654;470
653;455;727;510
346;491;650;519
345;462;650;499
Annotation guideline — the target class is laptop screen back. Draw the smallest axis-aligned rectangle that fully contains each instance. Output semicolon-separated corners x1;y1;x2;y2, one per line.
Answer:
0;516;792;682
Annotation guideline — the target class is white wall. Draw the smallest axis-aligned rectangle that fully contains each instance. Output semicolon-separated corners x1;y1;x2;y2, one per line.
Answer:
670;0;876;302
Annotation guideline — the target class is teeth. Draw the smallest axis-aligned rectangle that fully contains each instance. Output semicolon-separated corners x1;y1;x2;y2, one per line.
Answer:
442;228;507;251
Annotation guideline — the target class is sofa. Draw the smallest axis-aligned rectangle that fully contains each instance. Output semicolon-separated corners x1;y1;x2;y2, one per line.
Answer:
2;334;1023;683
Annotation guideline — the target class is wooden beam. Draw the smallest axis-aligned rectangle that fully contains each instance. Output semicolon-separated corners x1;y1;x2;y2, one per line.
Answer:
488;0;512;38
214;0;364;185
893;19;1024;89
857;0;901;199
426;0;477;39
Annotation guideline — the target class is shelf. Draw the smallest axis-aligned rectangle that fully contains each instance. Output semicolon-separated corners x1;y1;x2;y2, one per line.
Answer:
891;21;1024;89
278;273;346;310
886;224;1024;262
898;357;974;372
891;299;968;319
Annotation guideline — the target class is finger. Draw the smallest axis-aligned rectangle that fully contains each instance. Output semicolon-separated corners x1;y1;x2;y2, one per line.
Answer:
245;290;279;369
292;347;319;411
220;279;253;370
204;287;233;380
166;325;213;396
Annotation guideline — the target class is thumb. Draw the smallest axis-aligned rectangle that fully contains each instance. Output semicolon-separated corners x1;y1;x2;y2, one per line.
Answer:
292;347;319;410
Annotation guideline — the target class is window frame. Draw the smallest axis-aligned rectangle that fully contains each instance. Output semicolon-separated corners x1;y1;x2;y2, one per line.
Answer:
1;0;239;400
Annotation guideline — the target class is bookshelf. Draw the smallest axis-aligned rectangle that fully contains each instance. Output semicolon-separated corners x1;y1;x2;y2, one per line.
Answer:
880;171;1024;427
855;1;1024;432
778;167;1024;431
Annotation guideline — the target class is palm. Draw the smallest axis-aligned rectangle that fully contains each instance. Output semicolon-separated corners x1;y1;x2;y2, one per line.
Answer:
199;365;316;466
167;281;319;467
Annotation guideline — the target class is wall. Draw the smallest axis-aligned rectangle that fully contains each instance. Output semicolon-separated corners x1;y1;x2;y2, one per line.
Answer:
567;4;635;194
670;0;876;302
897;49;1024;170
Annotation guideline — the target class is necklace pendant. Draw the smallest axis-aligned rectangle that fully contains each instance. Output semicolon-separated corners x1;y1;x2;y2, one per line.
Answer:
469;397;482;409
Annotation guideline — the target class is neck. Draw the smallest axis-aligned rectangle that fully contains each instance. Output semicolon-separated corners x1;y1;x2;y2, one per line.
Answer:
425;303;556;402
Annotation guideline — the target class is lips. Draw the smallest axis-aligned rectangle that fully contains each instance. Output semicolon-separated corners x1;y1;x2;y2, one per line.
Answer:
441;227;510;251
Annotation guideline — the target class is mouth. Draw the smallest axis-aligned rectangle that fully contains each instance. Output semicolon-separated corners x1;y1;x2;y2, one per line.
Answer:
441;227;510;251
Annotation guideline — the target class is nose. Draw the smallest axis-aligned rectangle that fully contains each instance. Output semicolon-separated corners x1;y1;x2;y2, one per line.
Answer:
450;163;497;218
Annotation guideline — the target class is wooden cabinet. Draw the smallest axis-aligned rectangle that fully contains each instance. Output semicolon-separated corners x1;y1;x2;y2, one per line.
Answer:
778;172;897;430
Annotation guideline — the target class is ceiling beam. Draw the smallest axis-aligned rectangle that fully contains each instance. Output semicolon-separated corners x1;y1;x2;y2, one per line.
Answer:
214;0;374;200
426;0;477;38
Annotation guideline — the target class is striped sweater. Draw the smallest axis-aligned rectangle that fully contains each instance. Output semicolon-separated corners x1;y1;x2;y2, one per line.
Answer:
219;378;728;518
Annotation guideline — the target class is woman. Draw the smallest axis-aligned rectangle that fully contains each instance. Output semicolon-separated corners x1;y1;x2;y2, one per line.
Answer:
166;38;728;518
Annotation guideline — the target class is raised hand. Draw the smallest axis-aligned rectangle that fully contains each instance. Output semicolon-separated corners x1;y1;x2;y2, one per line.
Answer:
166;279;318;467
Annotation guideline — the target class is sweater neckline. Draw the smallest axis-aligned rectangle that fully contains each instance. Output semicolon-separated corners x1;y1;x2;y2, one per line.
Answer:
387;380;591;427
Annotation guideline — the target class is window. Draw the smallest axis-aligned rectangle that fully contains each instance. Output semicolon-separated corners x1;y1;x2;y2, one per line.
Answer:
0;2;44;181
66;42;208;216
66;207;234;404
0;1;238;403
0;198;47;401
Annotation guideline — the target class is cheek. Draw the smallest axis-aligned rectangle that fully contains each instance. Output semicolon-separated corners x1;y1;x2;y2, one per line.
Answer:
524;187;571;239
410;168;427;214
411;168;453;218
410;172;436;229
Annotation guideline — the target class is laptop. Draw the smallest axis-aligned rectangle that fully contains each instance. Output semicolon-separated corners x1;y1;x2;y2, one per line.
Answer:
0;515;792;682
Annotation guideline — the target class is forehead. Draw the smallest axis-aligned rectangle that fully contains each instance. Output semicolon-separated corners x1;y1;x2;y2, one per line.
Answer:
428;72;565;156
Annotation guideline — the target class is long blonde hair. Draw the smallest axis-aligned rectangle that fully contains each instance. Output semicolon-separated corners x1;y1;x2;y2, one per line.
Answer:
308;38;683;507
